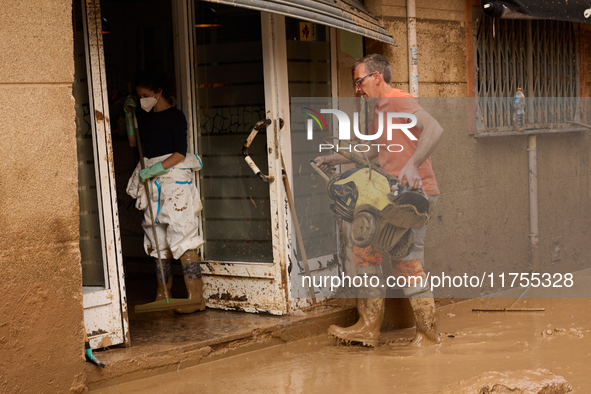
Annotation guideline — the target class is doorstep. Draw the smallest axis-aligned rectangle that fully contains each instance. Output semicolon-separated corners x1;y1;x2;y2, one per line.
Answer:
86;304;356;391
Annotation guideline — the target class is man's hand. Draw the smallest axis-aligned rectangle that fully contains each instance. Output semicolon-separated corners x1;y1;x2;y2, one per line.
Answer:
314;155;336;172
398;162;422;190
397;109;443;190
314;148;370;172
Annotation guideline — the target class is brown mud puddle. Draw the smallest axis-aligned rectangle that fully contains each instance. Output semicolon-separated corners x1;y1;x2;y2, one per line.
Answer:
94;298;591;393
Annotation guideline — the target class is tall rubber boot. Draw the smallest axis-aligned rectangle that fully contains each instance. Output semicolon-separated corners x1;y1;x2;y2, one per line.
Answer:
175;250;206;314
407;289;438;346
327;298;385;347
155;259;173;302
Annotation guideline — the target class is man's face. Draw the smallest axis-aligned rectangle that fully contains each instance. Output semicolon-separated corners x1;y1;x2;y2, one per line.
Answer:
354;63;378;101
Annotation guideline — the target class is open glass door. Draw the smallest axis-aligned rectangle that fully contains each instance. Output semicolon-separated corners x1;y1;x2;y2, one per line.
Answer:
187;2;290;314
75;0;128;348
185;2;344;312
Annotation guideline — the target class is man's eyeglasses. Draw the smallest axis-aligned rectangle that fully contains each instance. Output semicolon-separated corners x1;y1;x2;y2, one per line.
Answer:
354;72;375;88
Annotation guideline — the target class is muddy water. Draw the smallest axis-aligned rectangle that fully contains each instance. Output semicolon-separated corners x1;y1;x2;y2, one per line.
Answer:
95;298;591;393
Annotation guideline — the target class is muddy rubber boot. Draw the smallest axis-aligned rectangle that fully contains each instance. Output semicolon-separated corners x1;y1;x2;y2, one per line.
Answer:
327;298;365;336
407;290;439;346
328;298;385;347
155;259;173;301
175;250;206;314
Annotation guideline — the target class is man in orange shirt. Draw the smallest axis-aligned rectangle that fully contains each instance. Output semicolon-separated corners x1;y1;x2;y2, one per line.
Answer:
315;54;443;347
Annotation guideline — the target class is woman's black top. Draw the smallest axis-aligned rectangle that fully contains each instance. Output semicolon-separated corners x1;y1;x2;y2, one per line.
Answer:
136;106;187;158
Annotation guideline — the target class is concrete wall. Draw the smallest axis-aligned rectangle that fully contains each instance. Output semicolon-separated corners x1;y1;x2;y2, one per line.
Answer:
0;1;86;393
363;0;591;296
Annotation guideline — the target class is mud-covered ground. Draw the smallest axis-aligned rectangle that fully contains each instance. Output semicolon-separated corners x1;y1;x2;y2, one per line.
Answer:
94;297;591;393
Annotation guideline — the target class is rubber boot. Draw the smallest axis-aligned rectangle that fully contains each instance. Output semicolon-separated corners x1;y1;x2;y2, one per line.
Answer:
155;259;173;302
174;250;206;314
327;298;385;347
408;294;439;346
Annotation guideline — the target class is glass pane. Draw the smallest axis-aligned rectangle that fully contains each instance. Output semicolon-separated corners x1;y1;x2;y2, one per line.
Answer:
73;0;107;288
194;2;272;262
285;18;336;260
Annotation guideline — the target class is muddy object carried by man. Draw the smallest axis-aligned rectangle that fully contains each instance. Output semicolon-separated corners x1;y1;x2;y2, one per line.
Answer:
327;165;429;258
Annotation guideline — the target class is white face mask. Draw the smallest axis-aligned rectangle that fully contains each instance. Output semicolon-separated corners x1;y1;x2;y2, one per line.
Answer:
140;95;159;112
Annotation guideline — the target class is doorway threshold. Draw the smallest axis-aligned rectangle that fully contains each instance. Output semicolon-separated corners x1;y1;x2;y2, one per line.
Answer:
86;303;356;391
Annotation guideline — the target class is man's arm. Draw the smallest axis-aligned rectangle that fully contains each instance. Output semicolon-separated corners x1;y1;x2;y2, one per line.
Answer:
398;109;443;190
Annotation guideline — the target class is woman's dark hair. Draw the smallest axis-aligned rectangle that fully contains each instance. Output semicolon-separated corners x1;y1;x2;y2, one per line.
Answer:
135;70;175;98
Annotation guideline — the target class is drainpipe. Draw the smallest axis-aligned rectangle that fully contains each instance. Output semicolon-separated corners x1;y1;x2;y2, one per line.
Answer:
527;135;539;272
526;20;540;273
407;0;419;97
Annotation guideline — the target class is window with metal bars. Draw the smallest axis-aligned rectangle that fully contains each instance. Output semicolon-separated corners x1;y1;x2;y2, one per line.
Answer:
473;7;582;134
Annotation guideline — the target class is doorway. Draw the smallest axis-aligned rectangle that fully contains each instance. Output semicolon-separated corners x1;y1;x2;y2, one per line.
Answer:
77;0;296;349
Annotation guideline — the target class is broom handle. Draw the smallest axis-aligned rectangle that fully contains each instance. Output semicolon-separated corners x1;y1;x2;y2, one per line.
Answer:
281;154;316;302
132;108;171;302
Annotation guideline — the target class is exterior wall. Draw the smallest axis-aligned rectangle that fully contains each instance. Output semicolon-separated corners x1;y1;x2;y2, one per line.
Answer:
366;0;467;96
0;1;85;393
363;0;591;294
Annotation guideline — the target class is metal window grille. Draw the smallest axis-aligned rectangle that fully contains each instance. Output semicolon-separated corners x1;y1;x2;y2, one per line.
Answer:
473;14;581;133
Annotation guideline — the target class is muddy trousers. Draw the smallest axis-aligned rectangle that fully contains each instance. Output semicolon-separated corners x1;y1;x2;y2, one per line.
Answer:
142;175;204;261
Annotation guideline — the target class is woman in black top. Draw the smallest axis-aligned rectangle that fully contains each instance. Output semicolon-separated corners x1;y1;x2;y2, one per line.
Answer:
125;72;205;314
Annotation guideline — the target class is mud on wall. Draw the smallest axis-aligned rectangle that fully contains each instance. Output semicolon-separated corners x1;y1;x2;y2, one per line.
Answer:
0;1;85;393
361;0;591;294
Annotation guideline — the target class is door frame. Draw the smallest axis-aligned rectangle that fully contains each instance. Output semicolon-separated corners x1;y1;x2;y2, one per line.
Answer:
81;0;129;349
262;11;292;314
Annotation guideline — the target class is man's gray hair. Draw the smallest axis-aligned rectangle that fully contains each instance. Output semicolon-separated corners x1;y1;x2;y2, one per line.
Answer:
353;54;392;85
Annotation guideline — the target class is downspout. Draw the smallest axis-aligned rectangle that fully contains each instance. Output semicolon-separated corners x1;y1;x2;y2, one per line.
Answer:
407;0;419;97
526;20;540;272
527;135;539;272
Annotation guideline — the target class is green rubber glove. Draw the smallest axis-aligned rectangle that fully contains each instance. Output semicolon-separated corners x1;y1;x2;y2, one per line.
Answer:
124;96;136;136
123;96;136;112
140;162;170;182
124;112;135;136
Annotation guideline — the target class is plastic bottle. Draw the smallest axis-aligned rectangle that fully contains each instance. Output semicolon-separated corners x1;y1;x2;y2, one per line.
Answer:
513;88;525;131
